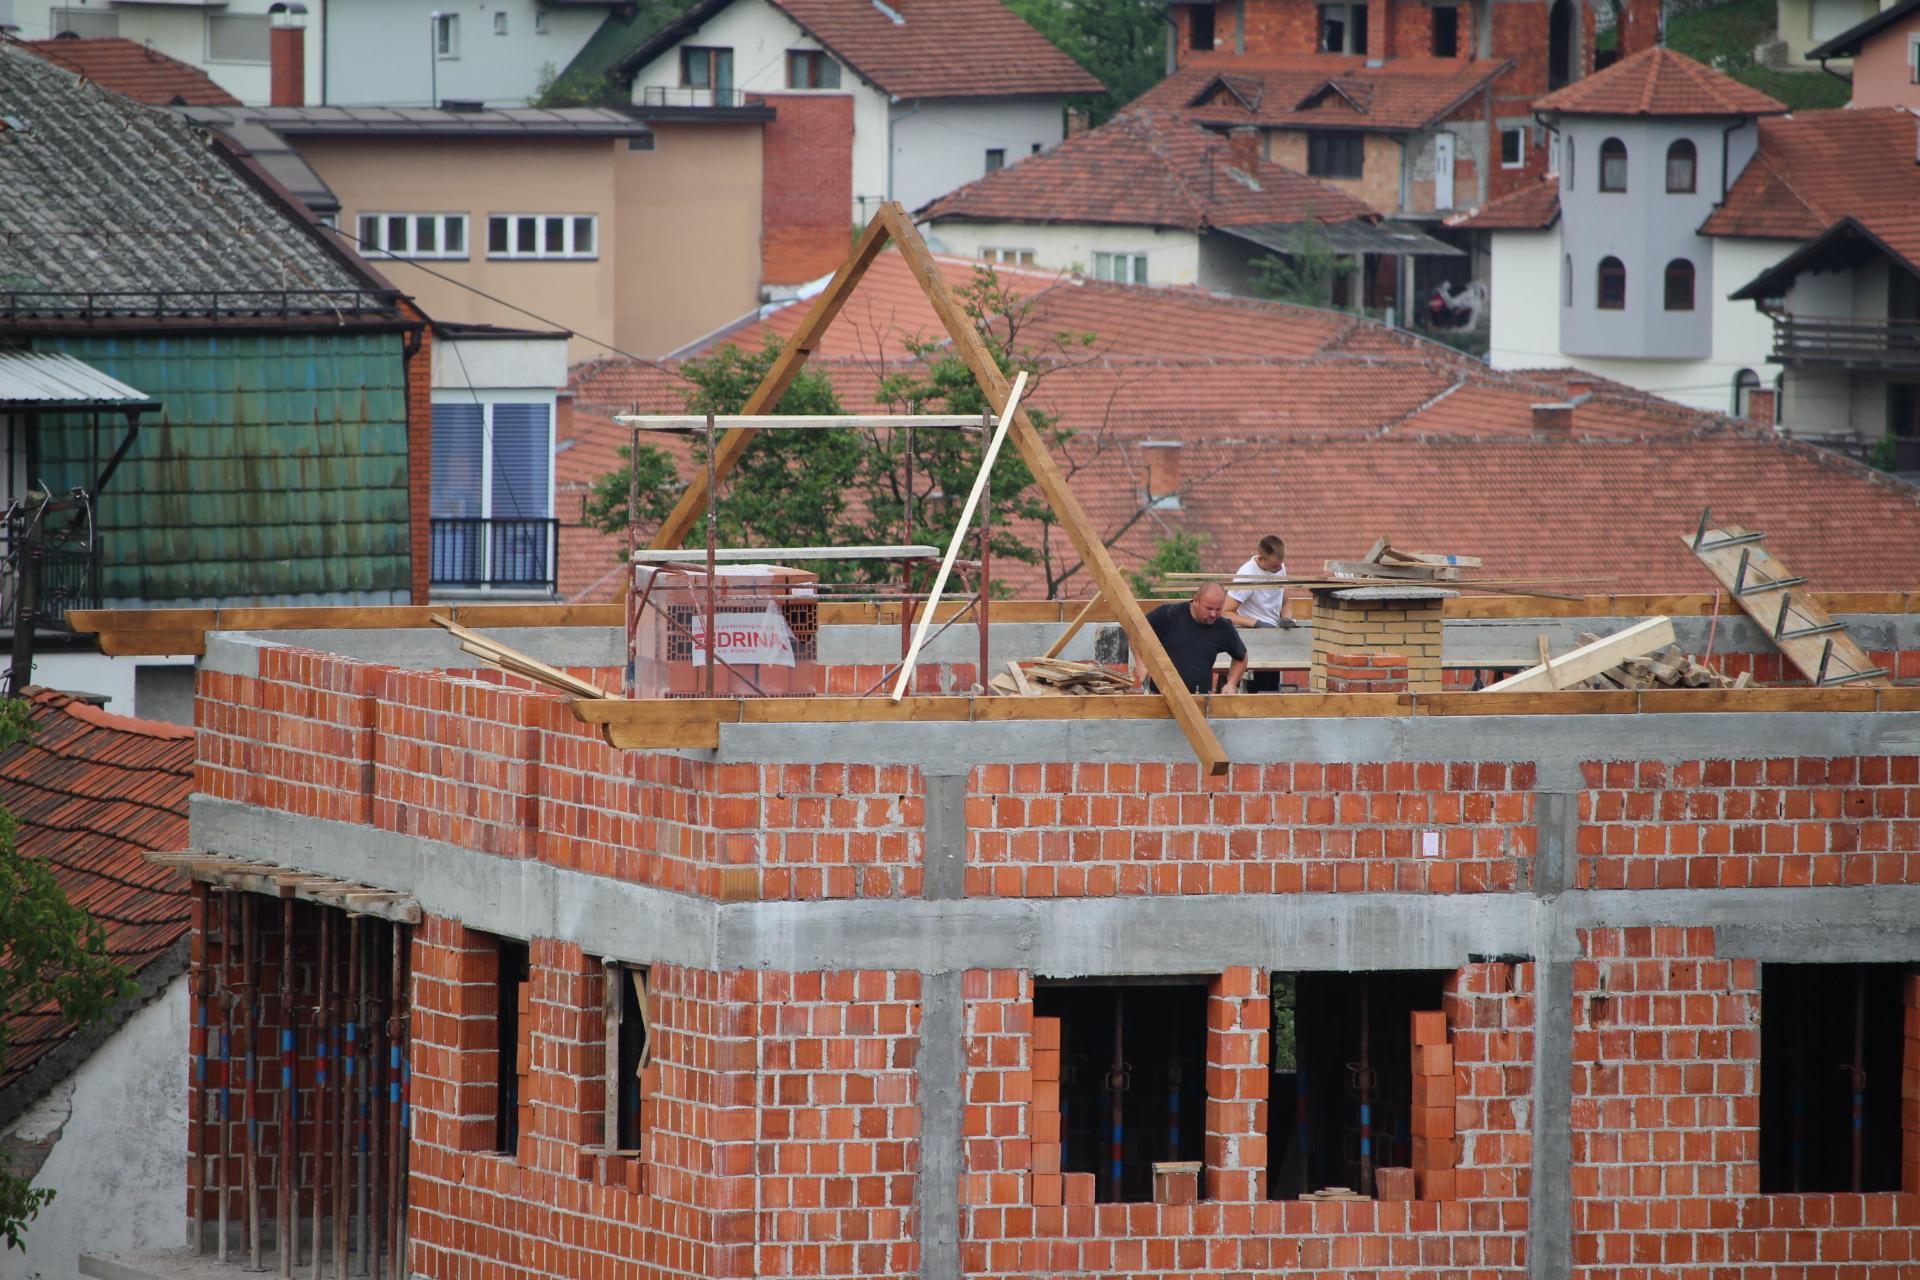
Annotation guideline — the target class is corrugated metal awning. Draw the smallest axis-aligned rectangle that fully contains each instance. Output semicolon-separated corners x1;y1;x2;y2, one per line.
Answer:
1222;220;1466;257
0;351;160;411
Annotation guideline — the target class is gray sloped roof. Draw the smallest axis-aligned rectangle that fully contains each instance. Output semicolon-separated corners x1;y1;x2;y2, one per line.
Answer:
0;43;392;320
0;350;158;409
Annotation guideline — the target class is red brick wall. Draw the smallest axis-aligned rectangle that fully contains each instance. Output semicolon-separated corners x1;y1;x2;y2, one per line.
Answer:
754;93;854;287
1240;1;1321;56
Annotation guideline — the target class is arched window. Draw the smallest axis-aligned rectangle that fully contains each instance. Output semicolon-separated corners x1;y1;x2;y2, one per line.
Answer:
1663;258;1695;311
1599;138;1628;192
1597;256;1626;309
1665;139;1697;193
1548;0;1574;89
1733;368;1759;417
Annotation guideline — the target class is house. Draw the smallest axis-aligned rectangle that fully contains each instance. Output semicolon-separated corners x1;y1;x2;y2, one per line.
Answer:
5;0;317;105
614;0;1102;285
1777;0;1882;73
181;102;768;361
0;688;193;1277
1716;107;1920;465
1457;48;1794;416
916;108;1459;304
13;35;242;106
0;40;433;717
1805;0;1920;104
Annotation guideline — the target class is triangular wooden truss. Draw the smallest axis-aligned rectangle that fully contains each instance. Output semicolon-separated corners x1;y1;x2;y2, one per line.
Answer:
648;203;1231;775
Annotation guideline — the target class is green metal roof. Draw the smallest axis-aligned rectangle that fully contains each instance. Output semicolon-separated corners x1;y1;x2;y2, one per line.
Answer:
561;1;700;84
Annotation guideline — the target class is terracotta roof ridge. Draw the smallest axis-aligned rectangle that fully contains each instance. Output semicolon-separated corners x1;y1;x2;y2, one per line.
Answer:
22;687;189;741
1380;376;1469;431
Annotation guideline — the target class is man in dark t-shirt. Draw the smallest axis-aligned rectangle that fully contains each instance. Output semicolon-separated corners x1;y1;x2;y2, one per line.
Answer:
1141;584;1248;694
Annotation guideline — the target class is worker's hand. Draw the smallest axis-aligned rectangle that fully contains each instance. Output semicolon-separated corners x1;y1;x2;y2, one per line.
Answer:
1277;617;1300;630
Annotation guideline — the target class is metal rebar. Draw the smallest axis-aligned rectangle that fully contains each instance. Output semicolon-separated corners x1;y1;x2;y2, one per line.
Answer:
280;900;296;1276
192;882;211;1253
355;919;370;1277
244;894;261;1270
369;930;385;1280
220;891;234;1263
387;926;404;1275
391;927;409;1274
337;914;357;1280
312;909;330;1280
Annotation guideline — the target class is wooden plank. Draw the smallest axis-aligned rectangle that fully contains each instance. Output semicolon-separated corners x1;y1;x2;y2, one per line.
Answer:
650;212;897;551
1324;560;1460;581
1637;687;1880;714
98;630;207;657
635;544;940;563
617;414;988;432
67;607;217;634
876;203;1231;776
1041;594;1103;660
1482;617;1677;692
432;614;611;699
1683;527;1888;687
1421;690;1641;716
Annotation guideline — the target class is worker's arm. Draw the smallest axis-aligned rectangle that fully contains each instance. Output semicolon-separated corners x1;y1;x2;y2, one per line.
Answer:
1219;605;1258;628
1218;655;1248;693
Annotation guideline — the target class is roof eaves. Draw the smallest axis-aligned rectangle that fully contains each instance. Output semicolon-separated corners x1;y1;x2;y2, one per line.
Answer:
1806;0;1920;59
1727;215;1919;299
609;0;738;81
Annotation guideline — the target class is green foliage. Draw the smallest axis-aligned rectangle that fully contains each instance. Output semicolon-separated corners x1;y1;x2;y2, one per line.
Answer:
1126;531;1207;598
1004;0;1169;124
1249;219;1355;308
529;61;627;109
1662;0;1853;110
1868;435;1899;471
0;697;133;1247
1271;973;1298;1073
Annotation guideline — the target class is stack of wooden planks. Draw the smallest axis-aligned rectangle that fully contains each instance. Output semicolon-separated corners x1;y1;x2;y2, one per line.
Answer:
430;614;611;700
989;658;1136;696
1571;640;1750;692
1324;538;1482;583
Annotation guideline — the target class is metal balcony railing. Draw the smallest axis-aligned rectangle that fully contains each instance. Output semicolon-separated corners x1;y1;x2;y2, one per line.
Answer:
637;85;750;109
1771;315;1920;371
430;517;558;593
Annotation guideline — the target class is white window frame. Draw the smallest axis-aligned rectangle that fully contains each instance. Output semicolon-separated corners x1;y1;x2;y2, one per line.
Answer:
493;9;508;35
50;6;118;37
1500;127;1526;169
1909;33;1919;84
435;12;460;59
205;12;271;64
486;214;599;260
1093;252;1148;285
982;248;1036;266
356;212;470;260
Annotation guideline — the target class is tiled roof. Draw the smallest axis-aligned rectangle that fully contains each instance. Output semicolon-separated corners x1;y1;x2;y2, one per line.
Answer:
1131;56;1509;134
1449;175;1560;231
16;36;241;107
1532;46;1786;117
0;689;193;1095
0;43;389;319
919;110;1380;231
618;0;1101;99
1703;108;1920;262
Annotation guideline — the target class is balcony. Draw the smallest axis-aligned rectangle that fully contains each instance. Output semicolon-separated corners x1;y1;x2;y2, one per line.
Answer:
1770;315;1920;372
430;517;558;595
636;85;752;109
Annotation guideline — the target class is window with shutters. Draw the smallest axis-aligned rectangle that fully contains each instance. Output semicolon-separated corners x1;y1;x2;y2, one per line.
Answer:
429;399;555;589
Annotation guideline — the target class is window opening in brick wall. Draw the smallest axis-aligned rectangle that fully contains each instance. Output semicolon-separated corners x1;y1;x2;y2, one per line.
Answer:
1268;970;1449;1199
603;961;653;1153
1034;980;1208;1203
1431;5;1460;56
493;937;530;1155
1759;962;1907;1194
1190;3;1216;49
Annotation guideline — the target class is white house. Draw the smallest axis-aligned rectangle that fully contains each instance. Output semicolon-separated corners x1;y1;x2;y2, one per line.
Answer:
615;0;1101;223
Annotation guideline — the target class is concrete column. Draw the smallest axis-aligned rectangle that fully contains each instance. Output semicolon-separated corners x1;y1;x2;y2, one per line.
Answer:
918;972;964;1280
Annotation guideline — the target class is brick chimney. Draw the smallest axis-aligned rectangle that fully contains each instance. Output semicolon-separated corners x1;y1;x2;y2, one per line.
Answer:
1564;378;1596;400
1531;402;1574;435
268;2;307;108
1617;0;1664;56
1745;386;1778;427
1141;441;1182;508
1227;126;1262;171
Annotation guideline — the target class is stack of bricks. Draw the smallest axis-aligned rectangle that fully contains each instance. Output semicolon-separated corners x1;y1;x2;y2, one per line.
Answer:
1307;588;1445;692
1410;1009;1457;1200
1029;1015;1070;1207
1321;652;1411;695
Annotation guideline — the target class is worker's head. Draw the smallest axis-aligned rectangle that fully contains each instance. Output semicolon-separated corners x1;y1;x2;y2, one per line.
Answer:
1255;534;1286;574
1189;583;1228;624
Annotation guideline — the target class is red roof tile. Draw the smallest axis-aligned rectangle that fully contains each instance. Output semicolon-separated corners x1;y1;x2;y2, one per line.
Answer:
0;689;192;1094
1532;46;1785;117
17;36;241;107
1703;108;1920;260
919;110;1380;230
1450;174;1560;231
1131;55;1509;133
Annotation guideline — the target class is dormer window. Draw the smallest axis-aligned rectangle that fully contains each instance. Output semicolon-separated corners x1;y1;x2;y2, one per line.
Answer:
1665;139;1697;194
1599;138;1628;193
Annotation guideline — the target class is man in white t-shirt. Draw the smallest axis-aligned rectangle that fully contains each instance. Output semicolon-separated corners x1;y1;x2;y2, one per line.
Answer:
1222;534;1294;691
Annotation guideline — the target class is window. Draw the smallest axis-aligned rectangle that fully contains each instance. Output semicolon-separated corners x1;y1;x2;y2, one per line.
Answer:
1431;4;1460;56
1733;367;1759;416
355;212;469;260
1563;253;1573;306
1665;138;1696;193
494;9;508;34
435;11;459;58
486;214;598;259
1547;0;1574;88
787;49;840;89
603;963;653;1153
535;9;550;34
1760;964;1906;1193
207;13;270;63
1318;3;1368;52
430;400;555;587
1190;3;1216;49
1663;258;1694;311
1596;257;1626;309
1093;252;1148;284
1033;981;1208;1203
681;45;733;90
1598;137;1628;192
1500;127;1525;168
983;248;1037;266
985;148;1006;173
1909;33;1920;83
1268;971;1450;1199
1307;130;1364;179
490;937;530;1155
51;7;117;37
316;212;339;231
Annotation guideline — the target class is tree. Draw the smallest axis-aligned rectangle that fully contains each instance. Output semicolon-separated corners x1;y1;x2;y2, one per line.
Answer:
1125;531;1207;598
1005;0;1168;124
528;63;627;109
0;697;132;1248
1249;218;1356;308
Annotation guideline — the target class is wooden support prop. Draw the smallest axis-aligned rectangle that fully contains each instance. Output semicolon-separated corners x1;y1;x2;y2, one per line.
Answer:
1481;617;1676;692
874;204;1231;774
429;614;610;700
891;371;1029;701
1041;594;1103;660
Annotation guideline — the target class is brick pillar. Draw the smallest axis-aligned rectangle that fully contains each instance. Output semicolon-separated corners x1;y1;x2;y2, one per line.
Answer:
1618;0;1663;56
1308;589;1446;692
1323;651;1410;693
1205;967;1269;1201
1745;386;1778;427
269;22;305;107
1367;0;1394;59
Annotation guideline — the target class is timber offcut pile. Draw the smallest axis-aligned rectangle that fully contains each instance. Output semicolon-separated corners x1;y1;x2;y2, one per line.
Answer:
990;658;1136;696
1572;640;1750;692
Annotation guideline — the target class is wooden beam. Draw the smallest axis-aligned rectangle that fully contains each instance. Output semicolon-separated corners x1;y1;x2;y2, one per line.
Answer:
874;203;1231;775
650;212;898;550
618;414;987;432
1041;594;1103;660
1481;616;1677;692
1683;526;1888;687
